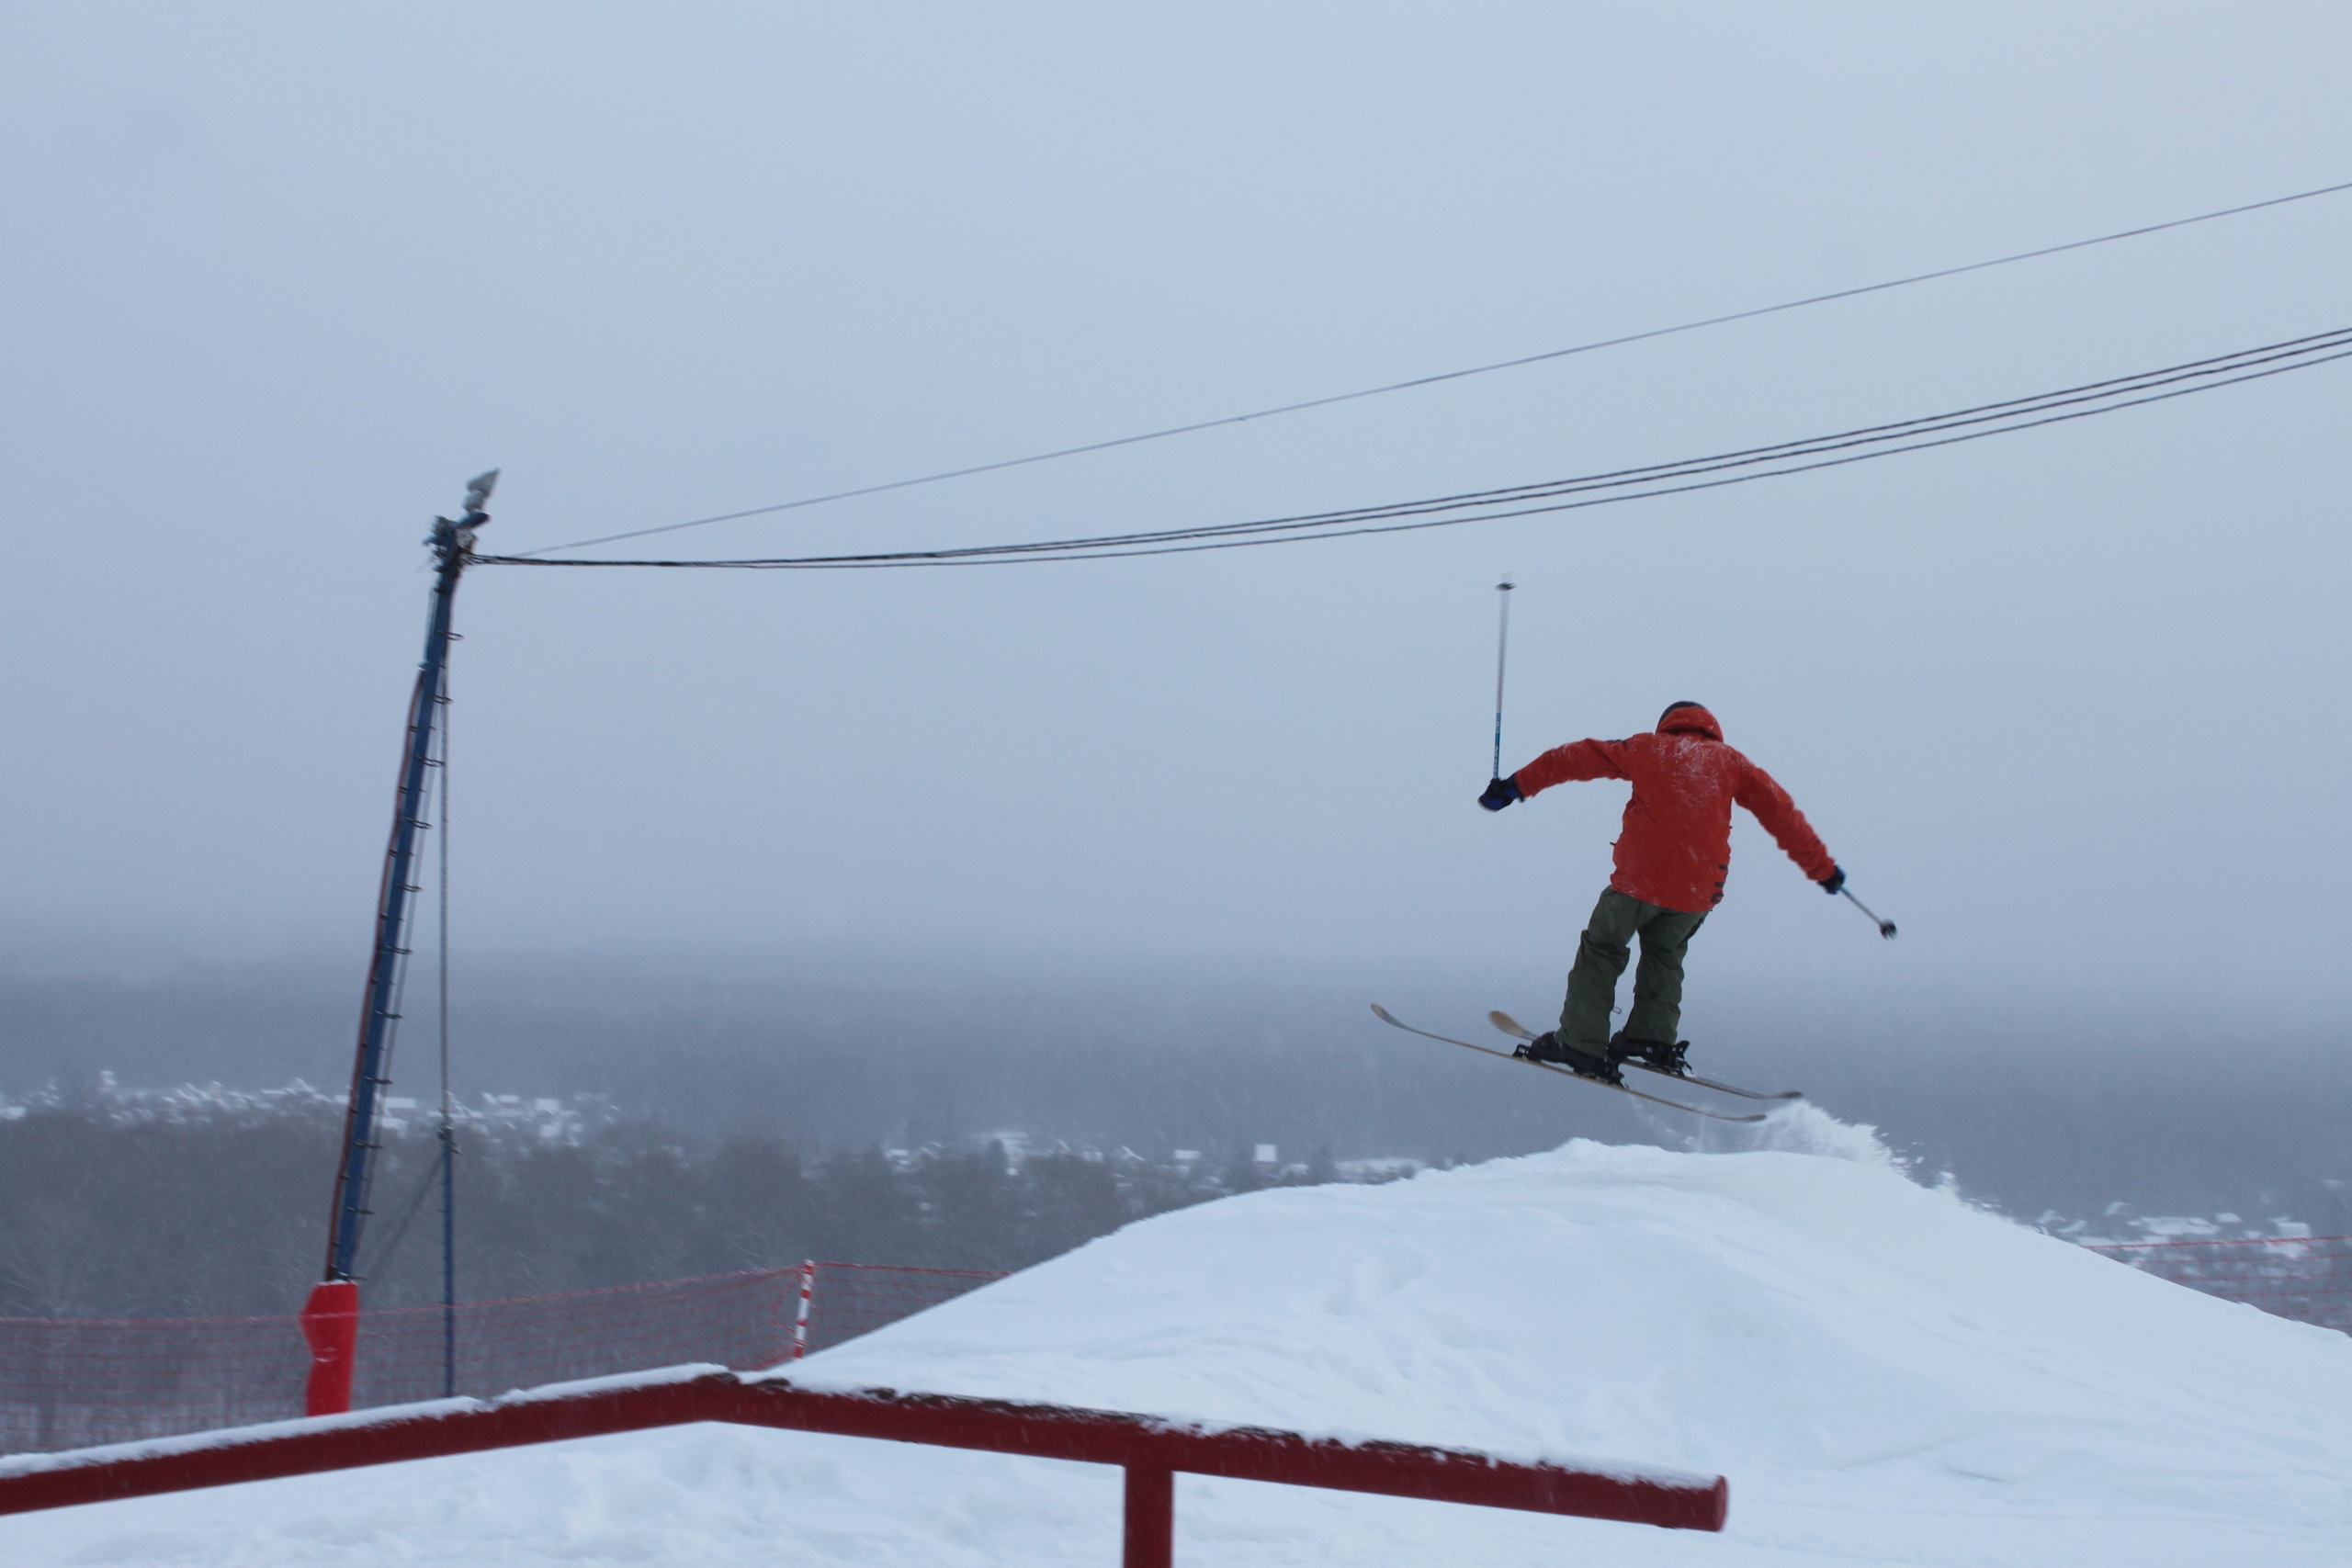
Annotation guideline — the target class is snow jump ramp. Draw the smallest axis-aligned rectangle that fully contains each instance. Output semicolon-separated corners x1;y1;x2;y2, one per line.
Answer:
7;1122;2352;1565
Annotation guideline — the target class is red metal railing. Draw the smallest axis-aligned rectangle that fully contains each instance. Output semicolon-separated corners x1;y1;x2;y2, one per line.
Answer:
0;1370;1728;1565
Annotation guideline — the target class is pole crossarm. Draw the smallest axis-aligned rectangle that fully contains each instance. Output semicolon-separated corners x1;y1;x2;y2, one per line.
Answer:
0;1370;1729;1545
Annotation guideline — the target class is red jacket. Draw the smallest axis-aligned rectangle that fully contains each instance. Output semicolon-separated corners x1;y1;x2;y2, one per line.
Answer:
1511;705;1834;914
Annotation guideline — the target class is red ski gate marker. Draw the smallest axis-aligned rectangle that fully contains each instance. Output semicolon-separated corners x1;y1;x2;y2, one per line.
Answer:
0;1371;1728;1564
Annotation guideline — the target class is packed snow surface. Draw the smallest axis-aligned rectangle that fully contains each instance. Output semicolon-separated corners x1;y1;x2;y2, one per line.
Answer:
11;1117;2352;1564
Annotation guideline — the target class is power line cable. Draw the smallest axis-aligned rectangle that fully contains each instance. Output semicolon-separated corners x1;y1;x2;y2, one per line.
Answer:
517;177;2352;557
473;326;2351;571
491;332;2352;569
352;1144;441;1282
718;328;2337;560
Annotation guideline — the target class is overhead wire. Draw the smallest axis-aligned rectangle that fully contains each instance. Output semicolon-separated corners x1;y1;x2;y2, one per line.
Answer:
514;177;2352;558
470;327;2352;571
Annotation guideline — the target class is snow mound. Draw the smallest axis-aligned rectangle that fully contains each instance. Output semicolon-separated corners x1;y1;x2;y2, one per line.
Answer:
798;1135;2352;1490
11;1134;2352;1565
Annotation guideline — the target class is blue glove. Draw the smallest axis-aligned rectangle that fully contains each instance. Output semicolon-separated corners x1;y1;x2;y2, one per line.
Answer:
1479;776;1521;812
1818;865;1846;895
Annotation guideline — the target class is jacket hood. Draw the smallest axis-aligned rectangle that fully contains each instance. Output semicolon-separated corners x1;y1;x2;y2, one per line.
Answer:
1657;703;1723;741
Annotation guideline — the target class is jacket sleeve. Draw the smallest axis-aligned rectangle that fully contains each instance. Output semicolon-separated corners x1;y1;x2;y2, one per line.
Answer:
1733;758;1837;881
1512;738;1630;798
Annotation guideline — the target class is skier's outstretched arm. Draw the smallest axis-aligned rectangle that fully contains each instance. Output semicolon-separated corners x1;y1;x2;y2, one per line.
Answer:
1481;738;1631;810
1518;738;1632;795
1733;761;1840;886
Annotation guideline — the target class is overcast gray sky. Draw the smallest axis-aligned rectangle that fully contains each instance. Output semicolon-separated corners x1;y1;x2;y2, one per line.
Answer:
4;5;2348;1010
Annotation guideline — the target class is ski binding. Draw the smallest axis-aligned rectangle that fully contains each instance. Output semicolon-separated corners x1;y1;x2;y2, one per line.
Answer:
1370;1005;1767;1122
1487;1012;1802;1101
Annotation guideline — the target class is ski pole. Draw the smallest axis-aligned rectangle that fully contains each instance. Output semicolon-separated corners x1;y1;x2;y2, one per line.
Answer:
1490;575;1514;780
1841;886;1897;940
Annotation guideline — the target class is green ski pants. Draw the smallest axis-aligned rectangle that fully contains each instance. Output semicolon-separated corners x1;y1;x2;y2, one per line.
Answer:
1557;887;1709;1053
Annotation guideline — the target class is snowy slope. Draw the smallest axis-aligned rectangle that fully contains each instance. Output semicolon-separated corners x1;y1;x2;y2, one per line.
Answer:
9;1114;2352;1565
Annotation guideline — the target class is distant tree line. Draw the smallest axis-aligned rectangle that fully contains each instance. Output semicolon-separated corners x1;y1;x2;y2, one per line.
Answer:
0;1107;1339;1319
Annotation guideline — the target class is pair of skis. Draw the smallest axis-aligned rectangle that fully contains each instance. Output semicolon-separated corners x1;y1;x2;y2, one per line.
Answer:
1369;1005;1800;1122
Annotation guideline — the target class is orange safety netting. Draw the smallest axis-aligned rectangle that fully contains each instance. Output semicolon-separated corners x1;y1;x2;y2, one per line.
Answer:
2085;1233;2352;1332
1;1261;1003;1456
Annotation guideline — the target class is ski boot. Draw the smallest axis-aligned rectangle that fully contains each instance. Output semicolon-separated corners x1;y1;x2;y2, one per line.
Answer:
1611;1032;1690;1077
1515;1032;1624;1087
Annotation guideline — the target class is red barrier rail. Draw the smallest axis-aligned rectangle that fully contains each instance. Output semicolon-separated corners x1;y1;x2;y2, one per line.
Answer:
0;1369;1728;1564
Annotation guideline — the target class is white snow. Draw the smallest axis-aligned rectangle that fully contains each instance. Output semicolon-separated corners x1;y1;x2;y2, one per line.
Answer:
8;1122;2352;1565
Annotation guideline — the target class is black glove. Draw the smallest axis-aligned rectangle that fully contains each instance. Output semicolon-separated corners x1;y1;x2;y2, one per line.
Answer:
1479;776;1521;812
1818;865;1846;895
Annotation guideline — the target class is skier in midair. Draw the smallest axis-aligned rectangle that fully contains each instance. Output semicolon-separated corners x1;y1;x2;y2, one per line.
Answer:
1478;702;1842;1084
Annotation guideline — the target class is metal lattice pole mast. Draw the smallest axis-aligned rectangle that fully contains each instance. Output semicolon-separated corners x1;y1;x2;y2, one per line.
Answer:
322;471;496;1287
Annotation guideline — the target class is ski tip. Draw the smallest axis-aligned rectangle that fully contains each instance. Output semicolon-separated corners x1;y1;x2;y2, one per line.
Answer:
1690;1080;1804;1102
1487;1010;1534;1040
1370;1003;1399;1025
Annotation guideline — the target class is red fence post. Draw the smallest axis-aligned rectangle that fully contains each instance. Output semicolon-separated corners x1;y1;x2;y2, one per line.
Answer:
792;1262;815;1360
299;1281;359;1417
1122;1464;1173;1568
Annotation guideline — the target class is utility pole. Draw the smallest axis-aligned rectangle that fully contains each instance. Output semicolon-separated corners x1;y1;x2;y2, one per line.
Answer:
300;470;495;1418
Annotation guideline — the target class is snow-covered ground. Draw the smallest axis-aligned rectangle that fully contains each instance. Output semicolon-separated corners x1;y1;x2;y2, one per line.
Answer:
8;1108;2351;1565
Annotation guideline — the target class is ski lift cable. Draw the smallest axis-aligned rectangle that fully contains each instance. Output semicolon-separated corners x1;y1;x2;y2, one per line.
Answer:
483;333;2352;570
352;1144;444;1282
598;329;2344;561
470;327;2352;570
1050;343;2352;567
594;326;2332;565
514;177;2352;558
